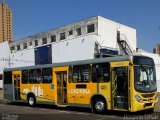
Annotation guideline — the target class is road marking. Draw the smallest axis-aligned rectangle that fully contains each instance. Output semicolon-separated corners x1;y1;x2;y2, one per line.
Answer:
96;118;107;120
77;112;90;115
39;108;49;111
25;107;34;109
96;115;124;120
58;110;71;114
10;105;18;108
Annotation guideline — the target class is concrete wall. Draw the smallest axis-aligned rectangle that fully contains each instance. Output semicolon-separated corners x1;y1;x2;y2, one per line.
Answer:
98;16;117;49
10;49;35;68
8;35;97;68
97;16;137;52
0;41;11;88
52;35;96;63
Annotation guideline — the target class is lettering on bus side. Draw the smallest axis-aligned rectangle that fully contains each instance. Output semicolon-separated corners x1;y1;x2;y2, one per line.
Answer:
23;85;44;97
68;89;90;94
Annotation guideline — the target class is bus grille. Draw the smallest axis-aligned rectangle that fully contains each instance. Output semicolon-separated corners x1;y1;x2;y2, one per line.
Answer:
141;93;155;98
144;103;152;107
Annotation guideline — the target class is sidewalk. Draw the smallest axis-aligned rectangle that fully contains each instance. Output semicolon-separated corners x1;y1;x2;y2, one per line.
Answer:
0;89;4;101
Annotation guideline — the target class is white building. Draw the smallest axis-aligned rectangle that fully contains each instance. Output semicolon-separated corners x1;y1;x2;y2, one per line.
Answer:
0;42;11;88
0;16;138;89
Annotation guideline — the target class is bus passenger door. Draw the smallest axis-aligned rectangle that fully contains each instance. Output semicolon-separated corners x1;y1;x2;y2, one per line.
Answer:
110;61;130;110
56;72;67;105
4;71;14;101
13;74;21;101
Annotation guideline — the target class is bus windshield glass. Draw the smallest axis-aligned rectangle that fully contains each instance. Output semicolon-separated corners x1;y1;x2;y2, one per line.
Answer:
134;65;156;92
133;56;157;92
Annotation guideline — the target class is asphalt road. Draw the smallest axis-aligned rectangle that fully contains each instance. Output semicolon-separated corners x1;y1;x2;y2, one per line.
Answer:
0;101;159;120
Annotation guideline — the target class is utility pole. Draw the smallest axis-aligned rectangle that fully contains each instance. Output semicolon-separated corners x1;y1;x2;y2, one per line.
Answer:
8;55;12;68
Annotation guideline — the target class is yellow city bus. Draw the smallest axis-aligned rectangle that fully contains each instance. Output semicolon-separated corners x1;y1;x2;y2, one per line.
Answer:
3;55;158;113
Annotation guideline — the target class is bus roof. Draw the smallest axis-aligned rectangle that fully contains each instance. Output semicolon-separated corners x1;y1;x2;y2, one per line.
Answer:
3;55;148;72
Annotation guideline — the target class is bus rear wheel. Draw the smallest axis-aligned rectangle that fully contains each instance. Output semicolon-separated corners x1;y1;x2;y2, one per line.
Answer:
92;99;106;114
28;95;36;106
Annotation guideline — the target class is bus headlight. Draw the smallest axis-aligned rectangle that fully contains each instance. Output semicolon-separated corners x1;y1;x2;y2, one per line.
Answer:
155;94;158;100
134;95;143;103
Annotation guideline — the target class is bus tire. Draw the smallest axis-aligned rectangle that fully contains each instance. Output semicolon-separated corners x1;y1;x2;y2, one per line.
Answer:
92;98;106;114
27;94;36;107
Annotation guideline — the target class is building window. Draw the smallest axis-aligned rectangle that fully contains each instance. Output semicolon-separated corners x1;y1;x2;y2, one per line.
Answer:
42;38;47;44
72;64;91;83
35;40;38;46
29;69;41;84
42;68;52;83
35;44;52;65
92;63;110;83
11;46;15;50
22;70;28;84
23;43;27;49
29;41;32;46
68;30;73;36
76;28;81;36
17;45;20;50
50;35;56;42
60;32;65;40
87;24;95;33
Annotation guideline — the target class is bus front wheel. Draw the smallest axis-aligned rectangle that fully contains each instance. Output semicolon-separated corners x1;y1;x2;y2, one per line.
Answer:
28;95;36;106
92;98;106;114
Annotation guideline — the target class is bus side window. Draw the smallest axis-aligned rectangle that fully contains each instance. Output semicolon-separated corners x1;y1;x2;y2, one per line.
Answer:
92;63;110;83
68;66;72;83
42;68;52;83
73;66;79;82
22;70;28;84
4;71;12;84
81;65;91;82
29;69;42;84
72;65;91;83
101;63;110;82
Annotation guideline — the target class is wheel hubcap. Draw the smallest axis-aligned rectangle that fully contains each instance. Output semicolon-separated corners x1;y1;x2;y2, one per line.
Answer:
29;97;34;105
95;100;105;112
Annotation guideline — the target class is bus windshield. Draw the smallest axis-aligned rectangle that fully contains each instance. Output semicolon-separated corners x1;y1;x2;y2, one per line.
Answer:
134;66;157;92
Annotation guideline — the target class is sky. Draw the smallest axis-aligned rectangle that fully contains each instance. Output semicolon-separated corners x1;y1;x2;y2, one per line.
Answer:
4;0;160;52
